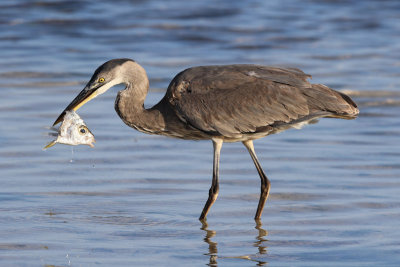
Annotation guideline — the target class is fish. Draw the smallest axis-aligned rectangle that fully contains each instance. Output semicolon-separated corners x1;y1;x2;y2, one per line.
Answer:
44;110;95;149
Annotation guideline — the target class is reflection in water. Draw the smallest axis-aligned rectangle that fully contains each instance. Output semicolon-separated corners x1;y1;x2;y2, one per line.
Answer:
254;219;268;263
201;220;218;266
201;220;268;266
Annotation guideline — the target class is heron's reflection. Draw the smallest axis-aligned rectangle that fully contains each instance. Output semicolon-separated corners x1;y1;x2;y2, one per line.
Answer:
201;220;218;266
200;219;268;266
254;219;268;266
254;220;268;253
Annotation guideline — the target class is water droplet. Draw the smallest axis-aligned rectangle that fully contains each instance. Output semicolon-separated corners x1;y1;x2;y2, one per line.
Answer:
70;147;74;163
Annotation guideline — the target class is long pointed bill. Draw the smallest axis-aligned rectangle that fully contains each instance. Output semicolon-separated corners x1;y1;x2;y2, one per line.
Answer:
53;86;98;126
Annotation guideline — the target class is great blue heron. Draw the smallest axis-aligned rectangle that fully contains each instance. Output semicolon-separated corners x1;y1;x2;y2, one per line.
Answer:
53;58;359;220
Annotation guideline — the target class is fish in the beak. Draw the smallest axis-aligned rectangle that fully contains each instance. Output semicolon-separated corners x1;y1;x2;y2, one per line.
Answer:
44;110;95;149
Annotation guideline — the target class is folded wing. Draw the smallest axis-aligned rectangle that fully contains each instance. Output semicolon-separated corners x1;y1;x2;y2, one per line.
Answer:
166;64;358;138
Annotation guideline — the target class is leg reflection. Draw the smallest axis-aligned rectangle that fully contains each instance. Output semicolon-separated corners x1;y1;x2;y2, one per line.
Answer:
200;220;269;266
255;220;268;254
201;220;218;266
254;219;268;265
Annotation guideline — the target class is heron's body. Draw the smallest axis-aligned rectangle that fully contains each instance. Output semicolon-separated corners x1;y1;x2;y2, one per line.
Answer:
54;59;359;220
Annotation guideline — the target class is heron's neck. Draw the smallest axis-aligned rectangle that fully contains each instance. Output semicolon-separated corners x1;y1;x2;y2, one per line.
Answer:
115;81;165;134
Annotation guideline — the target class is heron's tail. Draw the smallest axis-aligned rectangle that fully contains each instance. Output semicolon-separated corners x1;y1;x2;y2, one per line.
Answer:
333;89;359;118
304;84;359;119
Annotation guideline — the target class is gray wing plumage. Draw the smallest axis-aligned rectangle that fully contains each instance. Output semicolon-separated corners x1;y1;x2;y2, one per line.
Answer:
166;64;358;138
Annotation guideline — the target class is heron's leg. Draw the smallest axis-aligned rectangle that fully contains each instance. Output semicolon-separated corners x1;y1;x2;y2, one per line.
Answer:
243;140;271;220
199;138;223;220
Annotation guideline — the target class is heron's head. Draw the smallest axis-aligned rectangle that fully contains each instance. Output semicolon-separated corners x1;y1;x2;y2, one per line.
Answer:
53;58;143;126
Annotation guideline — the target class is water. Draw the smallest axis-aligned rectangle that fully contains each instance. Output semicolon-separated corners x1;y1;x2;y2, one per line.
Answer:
1;0;400;266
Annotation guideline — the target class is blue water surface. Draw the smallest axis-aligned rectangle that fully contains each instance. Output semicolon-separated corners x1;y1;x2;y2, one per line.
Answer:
0;0;399;266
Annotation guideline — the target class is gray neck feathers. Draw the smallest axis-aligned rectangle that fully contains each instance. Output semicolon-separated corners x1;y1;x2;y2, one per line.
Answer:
115;63;164;134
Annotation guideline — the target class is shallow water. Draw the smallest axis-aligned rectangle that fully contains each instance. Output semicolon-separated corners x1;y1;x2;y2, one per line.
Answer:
1;0;400;266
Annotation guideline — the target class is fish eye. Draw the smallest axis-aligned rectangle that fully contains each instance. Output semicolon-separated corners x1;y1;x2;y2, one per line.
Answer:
79;126;88;135
98;77;105;83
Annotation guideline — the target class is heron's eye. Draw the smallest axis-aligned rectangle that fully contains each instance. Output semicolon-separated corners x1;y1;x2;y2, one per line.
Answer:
79;126;88;135
98;77;105;83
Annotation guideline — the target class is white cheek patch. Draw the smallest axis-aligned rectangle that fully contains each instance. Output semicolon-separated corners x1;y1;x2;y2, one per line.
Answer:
95;83;112;96
96;77;125;96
